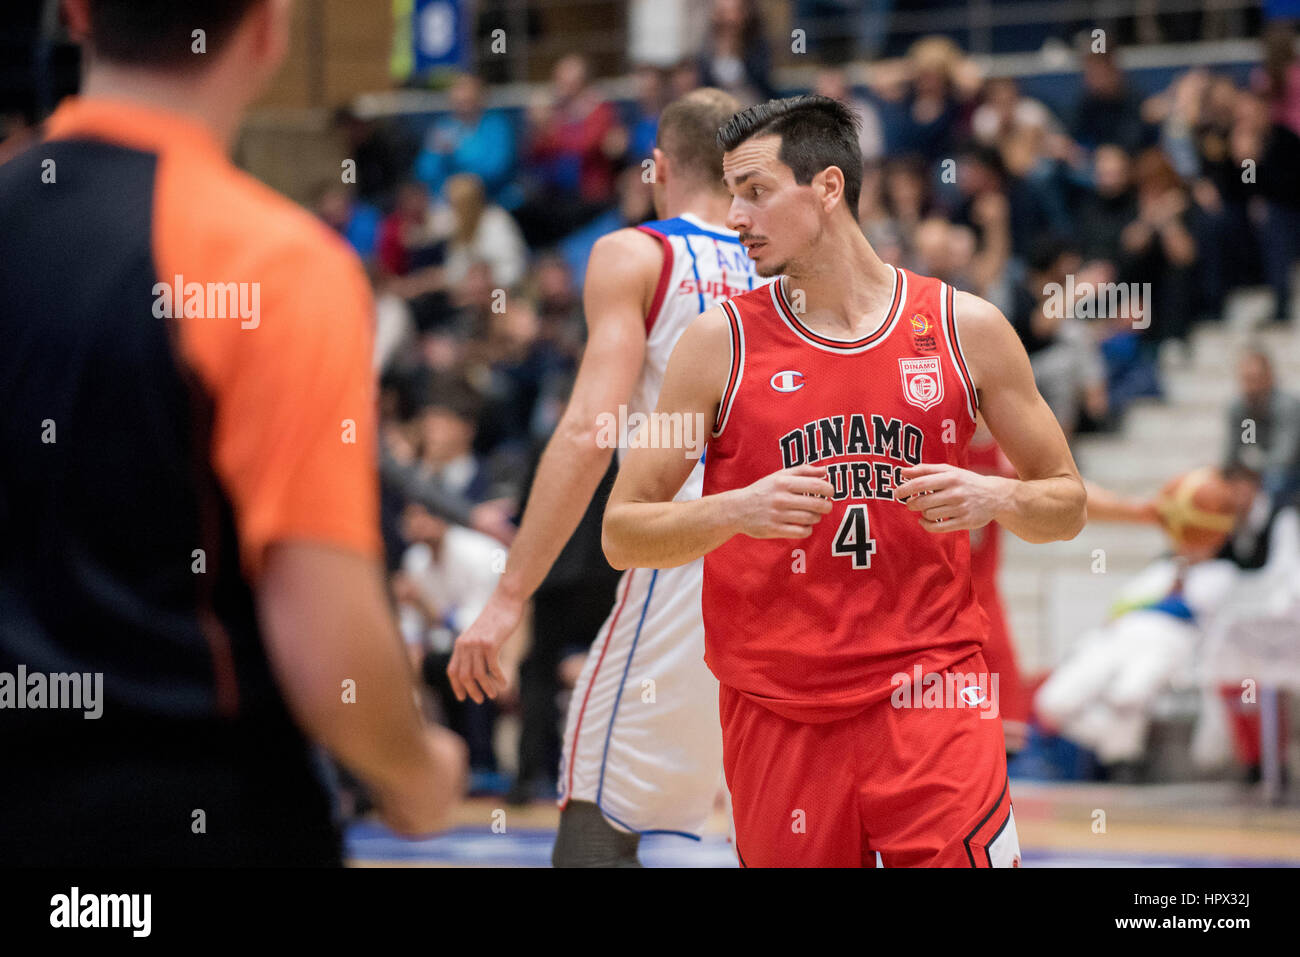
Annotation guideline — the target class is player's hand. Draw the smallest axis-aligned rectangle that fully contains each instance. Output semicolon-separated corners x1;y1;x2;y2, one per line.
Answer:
895;463;1013;533
447;588;523;703
734;463;834;539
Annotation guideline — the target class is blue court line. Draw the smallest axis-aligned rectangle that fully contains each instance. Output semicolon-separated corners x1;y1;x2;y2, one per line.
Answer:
344;822;1299;868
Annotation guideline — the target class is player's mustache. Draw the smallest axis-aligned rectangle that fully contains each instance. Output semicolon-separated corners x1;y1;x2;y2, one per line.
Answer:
739;234;768;244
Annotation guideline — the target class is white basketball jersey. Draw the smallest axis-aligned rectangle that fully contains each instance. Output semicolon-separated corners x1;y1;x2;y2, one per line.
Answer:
626;213;765;499
558;214;764;838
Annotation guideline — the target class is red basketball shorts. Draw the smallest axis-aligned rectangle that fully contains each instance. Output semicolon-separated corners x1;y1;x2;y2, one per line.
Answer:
720;650;1021;867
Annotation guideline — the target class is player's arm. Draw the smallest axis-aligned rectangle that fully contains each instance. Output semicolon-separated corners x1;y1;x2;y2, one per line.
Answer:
446;228;657;703
602;307;834;569
895;290;1086;543
1081;479;1160;524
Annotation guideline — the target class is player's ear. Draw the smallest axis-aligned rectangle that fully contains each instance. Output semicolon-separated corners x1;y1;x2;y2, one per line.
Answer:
652;146;669;186
815;165;845;214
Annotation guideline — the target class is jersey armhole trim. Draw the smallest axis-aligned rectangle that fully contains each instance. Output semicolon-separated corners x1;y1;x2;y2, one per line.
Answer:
941;282;979;422
713;300;744;438
636;225;674;336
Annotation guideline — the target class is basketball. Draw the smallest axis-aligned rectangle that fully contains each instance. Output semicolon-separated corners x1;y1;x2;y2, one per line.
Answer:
1154;467;1239;553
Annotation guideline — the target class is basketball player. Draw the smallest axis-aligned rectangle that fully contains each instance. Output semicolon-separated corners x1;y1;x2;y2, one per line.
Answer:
603;95;1088;867
447;88;762;866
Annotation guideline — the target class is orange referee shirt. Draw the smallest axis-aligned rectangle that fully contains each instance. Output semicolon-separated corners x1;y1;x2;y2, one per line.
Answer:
0;96;381;864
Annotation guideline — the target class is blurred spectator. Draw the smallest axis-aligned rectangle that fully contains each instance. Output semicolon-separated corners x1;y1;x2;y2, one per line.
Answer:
529;253;587;363
626;64;668;164
415;377;494;505
433;173;528;291
1011;237;1109;437
313;182;381;262
1144;68;1211;180
376;180;454;332
372;274;417;376
971;77;1064;150
1192;75;1257;319
668;57;703;101
377;180;444;284
873;35;980;162
877;155;934;260
1119;148;1197;345
1228;90;1300;322
954;141;1054;263
468;300;576;482
1077;144;1137;265
910;203;1011;309
515;55;626;247
1222;349;1300;501
1071;49;1149;154
697;0;775;107
415;73;518;207
332;106;417;213
394;503;510;786
813;64;884;164
1253;21;1300;137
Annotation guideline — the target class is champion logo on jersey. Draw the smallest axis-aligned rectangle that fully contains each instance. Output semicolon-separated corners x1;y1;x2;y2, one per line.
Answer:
960;686;987;706
898;356;943;411
770;370;805;393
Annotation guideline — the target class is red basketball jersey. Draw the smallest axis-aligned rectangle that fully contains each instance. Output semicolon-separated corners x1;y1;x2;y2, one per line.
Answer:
701;265;990;722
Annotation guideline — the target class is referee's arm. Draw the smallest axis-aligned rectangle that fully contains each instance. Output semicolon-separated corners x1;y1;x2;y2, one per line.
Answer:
183;237;466;835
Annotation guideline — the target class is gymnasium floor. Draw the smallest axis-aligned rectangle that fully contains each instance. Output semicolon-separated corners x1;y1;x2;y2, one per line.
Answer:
346;780;1300;867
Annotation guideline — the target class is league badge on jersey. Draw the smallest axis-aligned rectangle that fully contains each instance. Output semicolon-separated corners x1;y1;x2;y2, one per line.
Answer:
898;356;944;412
909;313;937;353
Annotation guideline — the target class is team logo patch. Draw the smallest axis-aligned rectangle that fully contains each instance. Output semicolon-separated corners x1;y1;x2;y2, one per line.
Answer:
909;313;931;335
898;356;943;411
770;370;805;393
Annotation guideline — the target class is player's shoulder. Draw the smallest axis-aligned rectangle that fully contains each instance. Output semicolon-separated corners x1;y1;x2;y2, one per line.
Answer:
587;225;666;280
949;287;1013;339
677;301;733;352
945;287;1023;386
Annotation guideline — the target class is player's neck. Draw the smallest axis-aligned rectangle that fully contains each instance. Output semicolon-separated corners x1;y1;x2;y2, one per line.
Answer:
784;220;894;328
81;61;247;151
666;188;733;231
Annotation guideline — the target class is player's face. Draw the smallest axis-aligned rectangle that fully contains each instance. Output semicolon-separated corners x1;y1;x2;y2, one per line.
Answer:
723;135;821;277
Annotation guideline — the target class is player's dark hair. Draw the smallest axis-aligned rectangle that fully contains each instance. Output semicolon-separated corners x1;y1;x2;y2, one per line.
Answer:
656;88;741;192
717;94;863;215
86;0;264;70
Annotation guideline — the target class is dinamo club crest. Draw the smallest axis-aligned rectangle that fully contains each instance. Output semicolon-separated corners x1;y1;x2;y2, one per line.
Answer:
898;356;943;411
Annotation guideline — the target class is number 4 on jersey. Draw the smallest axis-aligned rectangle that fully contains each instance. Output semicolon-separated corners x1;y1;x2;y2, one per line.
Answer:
831;504;876;568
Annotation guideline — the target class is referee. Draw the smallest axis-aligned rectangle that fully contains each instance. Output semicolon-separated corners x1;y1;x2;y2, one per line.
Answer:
0;0;465;865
